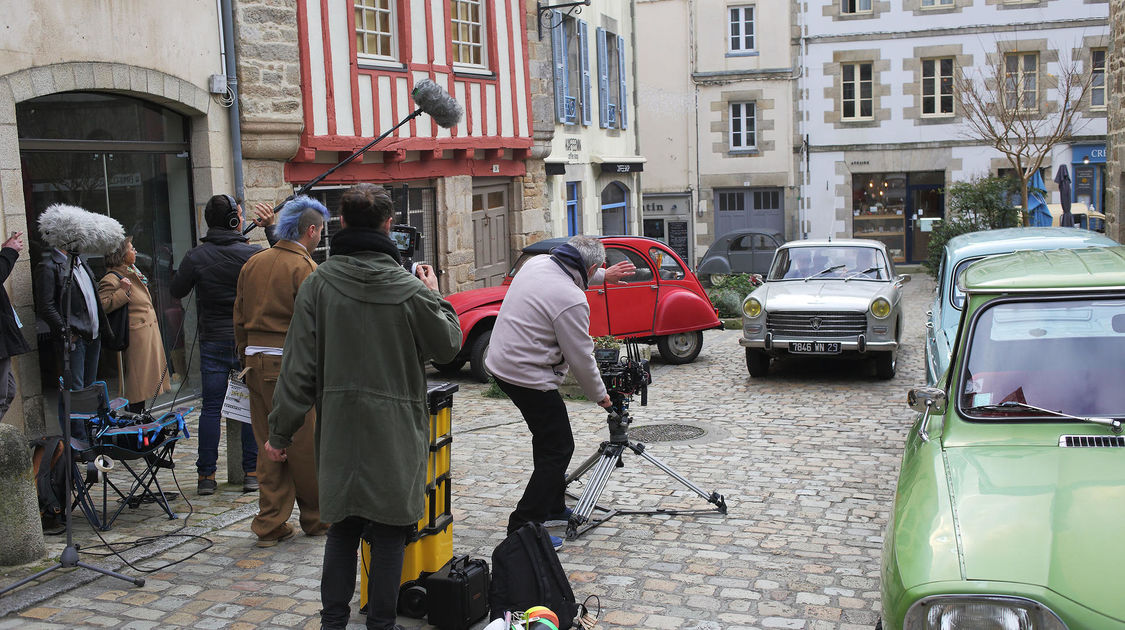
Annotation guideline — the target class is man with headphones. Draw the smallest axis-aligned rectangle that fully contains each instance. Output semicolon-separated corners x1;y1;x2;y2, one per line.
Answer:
171;193;276;495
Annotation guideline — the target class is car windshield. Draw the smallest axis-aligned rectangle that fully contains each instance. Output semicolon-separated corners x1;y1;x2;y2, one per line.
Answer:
959;296;1125;419
767;246;887;281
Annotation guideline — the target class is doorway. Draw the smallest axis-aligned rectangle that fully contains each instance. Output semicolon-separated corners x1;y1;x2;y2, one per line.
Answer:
471;185;510;288
17;92;198;420
906;185;944;263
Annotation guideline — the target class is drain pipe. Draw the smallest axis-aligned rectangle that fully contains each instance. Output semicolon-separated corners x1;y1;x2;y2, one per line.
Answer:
219;0;246;202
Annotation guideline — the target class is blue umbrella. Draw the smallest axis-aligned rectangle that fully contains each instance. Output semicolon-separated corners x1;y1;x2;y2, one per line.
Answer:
1054;164;1074;227
1027;170;1051;227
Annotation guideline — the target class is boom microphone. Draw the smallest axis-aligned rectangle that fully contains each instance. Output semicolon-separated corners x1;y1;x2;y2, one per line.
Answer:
411;79;464;128
38;204;125;255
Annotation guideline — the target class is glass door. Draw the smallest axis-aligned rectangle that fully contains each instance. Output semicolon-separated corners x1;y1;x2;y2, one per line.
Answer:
906;185;944;263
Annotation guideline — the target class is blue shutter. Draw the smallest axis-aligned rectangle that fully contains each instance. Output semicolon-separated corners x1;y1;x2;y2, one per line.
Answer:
617;34;627;130
596;27;609;128
579;20;591;126
551;11;568;123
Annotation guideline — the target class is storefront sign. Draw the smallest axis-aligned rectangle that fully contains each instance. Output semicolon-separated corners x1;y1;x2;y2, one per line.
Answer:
1075;165;1095;196
1072;145;1106;164
600;162;644;174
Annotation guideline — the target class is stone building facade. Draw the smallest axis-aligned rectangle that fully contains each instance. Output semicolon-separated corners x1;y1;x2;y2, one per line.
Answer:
1108;0;1124;242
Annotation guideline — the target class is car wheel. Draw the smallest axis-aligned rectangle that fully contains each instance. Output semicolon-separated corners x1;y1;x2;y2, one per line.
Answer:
709;273;728;286
657;331;704;364
431;358;466;375
468;330;492;383
875;351;896;380
745;348;769;377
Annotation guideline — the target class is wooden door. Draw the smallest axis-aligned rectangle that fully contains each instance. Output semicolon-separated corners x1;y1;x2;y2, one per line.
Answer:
472;186;510;287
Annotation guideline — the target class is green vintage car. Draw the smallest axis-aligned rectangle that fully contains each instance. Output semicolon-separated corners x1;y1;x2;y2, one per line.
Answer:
880;246;1125;630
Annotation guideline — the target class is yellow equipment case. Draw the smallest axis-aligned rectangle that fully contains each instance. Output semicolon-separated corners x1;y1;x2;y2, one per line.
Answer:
360;381;457;617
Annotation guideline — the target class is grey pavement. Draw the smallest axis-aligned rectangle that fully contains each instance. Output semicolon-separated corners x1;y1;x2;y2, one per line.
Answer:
0;272;935;629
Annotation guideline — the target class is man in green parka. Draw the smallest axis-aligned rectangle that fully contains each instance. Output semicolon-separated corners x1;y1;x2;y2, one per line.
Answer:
264;183;461;630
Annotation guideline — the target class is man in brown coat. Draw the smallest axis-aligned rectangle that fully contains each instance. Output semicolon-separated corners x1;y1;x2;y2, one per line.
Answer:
234;196;329;547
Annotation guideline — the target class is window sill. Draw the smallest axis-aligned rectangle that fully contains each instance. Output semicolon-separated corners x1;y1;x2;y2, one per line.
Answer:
729;149;760;156
357;60;407;72
452;64;495;79
726;51;759;58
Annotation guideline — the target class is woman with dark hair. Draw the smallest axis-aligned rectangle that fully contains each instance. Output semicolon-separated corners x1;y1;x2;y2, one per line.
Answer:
98;236;170;413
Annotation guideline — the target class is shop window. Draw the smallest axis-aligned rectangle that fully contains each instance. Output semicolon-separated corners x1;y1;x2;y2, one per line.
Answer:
728;6;755;53
841;62;873;120
1004;52;1038;112
354;0;398;63
451;0;486;69
922;58;954;116
729;102;756;151
1091;49;1106;110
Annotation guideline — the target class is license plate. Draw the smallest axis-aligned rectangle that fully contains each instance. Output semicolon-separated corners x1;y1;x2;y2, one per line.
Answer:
789;341;841;354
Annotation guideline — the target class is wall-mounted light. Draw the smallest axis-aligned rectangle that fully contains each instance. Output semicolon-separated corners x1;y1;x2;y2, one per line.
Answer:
1083;155;1091;165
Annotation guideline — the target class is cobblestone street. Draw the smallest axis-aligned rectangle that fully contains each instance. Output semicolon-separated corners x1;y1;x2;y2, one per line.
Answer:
0;272;934;629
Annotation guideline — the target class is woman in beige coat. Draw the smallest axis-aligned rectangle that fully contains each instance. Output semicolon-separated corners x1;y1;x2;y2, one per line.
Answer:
98;236;171;412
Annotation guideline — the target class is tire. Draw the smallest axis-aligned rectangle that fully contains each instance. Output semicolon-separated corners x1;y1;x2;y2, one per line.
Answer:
875;351;896;380
709;273;728;286
657;331;704;364
468;329;492;383
746;348;769;377
431;358;466;375
397;582;427;618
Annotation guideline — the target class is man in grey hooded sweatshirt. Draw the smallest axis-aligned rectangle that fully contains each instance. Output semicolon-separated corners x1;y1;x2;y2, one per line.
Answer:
486;235;633;547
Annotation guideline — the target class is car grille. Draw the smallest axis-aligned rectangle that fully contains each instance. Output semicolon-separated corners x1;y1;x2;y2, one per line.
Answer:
766;311;867;338
1059;435;1125;448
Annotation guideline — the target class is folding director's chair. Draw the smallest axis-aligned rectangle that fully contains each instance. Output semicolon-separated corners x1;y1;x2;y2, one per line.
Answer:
68;381;190;531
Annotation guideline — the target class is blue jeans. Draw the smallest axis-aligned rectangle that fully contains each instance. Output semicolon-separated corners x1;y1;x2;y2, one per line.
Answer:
197;340;257;477
55;335;101;442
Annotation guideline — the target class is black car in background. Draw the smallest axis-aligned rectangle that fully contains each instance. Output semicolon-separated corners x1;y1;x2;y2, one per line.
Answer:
696;229;782;286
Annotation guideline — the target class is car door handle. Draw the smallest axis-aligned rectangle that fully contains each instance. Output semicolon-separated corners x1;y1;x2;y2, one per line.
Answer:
925;321;934;329
597;289;605;295
926;310;933;318
650;285;658;290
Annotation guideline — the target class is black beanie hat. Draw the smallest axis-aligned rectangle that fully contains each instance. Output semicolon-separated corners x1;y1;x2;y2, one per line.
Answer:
203;194;238;229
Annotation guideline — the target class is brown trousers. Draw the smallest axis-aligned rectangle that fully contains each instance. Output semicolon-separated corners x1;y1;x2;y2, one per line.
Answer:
246;352;323;537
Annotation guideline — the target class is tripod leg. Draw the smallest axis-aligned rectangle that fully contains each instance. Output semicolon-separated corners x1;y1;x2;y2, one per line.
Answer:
564;444;608;486
76;561;145;587
628;442;727;512
567;445;623;540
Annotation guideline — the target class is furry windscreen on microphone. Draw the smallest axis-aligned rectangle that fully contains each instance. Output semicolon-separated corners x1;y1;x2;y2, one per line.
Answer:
412;79;464;129
38;203;125;255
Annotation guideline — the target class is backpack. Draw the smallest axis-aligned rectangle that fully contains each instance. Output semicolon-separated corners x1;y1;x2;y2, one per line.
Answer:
30;435;68;522
488;523;578;629
102;272;130;352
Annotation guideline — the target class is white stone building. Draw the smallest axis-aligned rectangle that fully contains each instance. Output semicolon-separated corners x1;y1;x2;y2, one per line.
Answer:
636;0;800;266
541;1;644;241
799;0;1109;265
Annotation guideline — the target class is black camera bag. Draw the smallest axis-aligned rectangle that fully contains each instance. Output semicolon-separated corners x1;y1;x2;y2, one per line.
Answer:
423;555;490;630
488;523;578;629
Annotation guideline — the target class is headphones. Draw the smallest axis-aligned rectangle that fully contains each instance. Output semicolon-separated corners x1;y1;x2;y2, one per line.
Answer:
222;194;240;229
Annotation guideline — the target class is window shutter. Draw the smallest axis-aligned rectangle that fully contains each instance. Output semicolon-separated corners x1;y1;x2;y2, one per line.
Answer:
617;34;627;130
579;20;591;126
596;27;609;128
551;11;567;123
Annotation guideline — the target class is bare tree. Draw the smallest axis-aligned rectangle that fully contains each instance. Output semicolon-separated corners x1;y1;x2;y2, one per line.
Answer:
957;46;1095;224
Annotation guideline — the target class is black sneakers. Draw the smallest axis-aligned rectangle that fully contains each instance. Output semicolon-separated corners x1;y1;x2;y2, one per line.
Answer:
197;476;217;495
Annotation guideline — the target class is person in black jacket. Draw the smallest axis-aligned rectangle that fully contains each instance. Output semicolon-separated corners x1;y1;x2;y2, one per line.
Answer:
36;236;108;441
171;194;275;495
0;231;32;422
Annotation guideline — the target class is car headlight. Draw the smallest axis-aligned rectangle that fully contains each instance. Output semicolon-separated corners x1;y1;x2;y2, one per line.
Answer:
743;297;762;319
904;596;1068;630
870;297;891;319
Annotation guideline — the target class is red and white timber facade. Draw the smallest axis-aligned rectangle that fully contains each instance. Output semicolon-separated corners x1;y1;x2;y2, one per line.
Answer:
289;0;538;291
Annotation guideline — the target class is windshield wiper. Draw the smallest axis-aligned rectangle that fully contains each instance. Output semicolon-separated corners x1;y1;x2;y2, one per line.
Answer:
964;400;1122;433
804;264;845;282
843;266;882;281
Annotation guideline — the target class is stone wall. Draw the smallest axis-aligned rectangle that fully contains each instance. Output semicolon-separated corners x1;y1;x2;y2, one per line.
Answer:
518;0;554;252
234;0;304;208
1108;0;1124;242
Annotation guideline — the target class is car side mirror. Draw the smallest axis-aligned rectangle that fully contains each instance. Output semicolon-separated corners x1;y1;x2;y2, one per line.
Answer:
897;274;911;284
907;387;946;414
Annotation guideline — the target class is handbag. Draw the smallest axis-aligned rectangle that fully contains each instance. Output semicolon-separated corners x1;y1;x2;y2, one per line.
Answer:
102;272;129;351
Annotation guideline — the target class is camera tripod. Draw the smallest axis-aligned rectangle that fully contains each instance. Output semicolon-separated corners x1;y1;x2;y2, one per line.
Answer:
564;394;727;540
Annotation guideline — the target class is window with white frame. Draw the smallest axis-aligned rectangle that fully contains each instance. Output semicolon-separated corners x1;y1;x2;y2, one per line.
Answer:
1004;52;1038;111
1092;48;1106;109
729;102;756;151
841;62;873;120
355;0;397;61
921;0;954;6
597;27;627;130
921;57;954;116
451;0;485;68
551;15;590;125
840;0;872;14
728;6;755;53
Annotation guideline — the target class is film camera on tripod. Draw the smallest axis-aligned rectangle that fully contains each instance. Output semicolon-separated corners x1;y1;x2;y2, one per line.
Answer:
564;339;726;540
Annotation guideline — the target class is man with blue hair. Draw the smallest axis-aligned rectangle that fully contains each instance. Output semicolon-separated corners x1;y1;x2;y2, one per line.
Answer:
233;195;329;547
